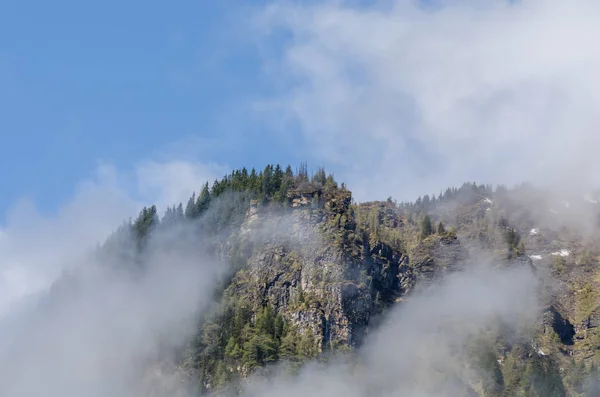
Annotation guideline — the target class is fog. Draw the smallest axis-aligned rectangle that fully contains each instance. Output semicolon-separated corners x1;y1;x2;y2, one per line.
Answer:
238;261;541;397
0;162;225;396
2;0;597;395
0;212;224;396
0;177;548;397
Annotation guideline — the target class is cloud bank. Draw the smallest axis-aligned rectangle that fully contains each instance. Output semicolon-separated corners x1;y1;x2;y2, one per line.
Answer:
0;159;224;317
0;157;230;397
253;0;600;201
240;261;541;397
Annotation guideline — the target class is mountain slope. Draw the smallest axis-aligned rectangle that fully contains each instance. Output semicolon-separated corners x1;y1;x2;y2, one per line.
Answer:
11;164;600;397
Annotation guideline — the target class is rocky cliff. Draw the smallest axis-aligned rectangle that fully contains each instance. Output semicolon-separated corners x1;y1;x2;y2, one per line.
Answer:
178;180;600;396
87;166;600;397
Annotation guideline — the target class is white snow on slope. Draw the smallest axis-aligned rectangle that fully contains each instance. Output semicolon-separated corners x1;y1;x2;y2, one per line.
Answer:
537;348;546;356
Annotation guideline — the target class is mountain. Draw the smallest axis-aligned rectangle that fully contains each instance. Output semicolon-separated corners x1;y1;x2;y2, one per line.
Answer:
6;164;600;397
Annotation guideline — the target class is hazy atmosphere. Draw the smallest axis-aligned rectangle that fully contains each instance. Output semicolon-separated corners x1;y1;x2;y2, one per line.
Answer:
1;1;599;396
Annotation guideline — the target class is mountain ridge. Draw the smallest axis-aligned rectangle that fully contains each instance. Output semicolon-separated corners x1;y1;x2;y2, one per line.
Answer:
13;163;600;396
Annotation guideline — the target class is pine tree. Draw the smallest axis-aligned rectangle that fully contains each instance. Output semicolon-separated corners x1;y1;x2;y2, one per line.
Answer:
249;168;259;192
273;164;283;193
132;205;159;248
420;215;434;239
312;166;327;186
285;164;294;179
437;221;446;235
195;182;211;216
262;164;274;197
184;193;196;218
296;162;309;184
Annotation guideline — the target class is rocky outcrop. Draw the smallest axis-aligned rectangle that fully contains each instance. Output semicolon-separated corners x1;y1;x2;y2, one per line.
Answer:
229;195;410;352
542;306;575;345
409;234;468;286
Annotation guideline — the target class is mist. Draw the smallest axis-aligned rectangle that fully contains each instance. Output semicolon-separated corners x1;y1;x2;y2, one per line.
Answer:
0;179;549;397
0;215;226;396
2;0;597;395
0;163;237;397
237;260;541;397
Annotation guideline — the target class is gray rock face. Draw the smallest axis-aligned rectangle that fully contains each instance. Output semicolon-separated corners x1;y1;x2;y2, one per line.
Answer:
542;306;575;345
230;203;410;351
409;235;468;289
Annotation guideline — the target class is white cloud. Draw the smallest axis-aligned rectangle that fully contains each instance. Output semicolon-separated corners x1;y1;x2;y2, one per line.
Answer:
0;159;226;317
135;159;228;210
254;0;600;201
241;260;540;397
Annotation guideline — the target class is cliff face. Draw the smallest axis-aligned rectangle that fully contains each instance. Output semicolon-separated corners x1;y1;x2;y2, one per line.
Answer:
181;182;600;396
228;189;408;352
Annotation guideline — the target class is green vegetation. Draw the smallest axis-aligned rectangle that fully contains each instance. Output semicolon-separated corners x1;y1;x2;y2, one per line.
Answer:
94;165;600;395
575;283;599;324
112;163;342;246
420;215;434;240
505;226;525;258
552;255;567;275
189;299;319;392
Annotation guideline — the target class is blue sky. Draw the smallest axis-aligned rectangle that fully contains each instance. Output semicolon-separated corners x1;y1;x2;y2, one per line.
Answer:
0;0;598;310
0;0;299;217
1;0;598;222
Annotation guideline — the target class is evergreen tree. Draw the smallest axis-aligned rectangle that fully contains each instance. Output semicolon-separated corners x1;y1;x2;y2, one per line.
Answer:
195;182;211;217
161;205;184;227
262;164;274;197
273;164;284;193
285;164;294;179
132;205;159;248
249;168;259;192
420;215;434;240
296;162;309;184
325;173;337;190
312;166;327;186
184;193;196;218
437;221;446;235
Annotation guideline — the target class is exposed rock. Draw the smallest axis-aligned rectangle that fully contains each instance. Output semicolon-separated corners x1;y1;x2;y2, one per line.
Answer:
230;195;408;352
409;235;468;286
542;306;575;345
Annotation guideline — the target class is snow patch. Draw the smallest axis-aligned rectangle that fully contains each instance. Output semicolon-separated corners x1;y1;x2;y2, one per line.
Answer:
483;197;493;205
530;228;538;235
529;255;542;261
530;340;546;356
551;249;570;257
537;348;546;356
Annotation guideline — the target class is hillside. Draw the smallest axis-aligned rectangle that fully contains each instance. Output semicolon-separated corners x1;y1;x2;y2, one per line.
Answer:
17;164;600;397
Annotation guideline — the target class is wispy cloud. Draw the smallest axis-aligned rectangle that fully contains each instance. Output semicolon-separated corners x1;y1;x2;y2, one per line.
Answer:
135;159;228;210
252;0;600;201
0;158;226;316
241;260;540;397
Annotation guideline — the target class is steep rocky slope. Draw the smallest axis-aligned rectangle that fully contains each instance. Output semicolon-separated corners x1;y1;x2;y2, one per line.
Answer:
175;178;600;396
51;165;596;397
10;165;600;397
